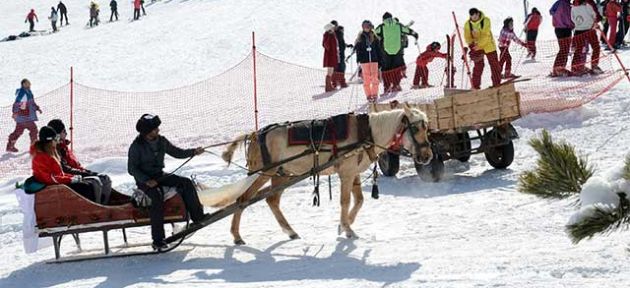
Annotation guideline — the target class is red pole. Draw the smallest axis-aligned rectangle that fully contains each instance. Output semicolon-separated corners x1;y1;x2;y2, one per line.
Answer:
252;31;259;131
452;12;473;87
70;66;74;152
596;28;630;84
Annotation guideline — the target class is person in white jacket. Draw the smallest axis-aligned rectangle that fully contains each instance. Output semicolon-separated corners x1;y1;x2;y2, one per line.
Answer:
48;7;58;32
571;0;603;75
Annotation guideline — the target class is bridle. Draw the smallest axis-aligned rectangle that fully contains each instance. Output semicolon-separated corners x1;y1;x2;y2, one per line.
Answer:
391;115;431;157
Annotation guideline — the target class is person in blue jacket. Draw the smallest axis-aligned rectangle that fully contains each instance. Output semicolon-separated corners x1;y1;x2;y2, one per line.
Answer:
6;79;42;153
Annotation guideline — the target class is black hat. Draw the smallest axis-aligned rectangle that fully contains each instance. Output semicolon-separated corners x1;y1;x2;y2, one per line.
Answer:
39;126;58;143
469;8;480;16
383;12;393;20
47;119;66;134
136;114;161;135
330;20;338;26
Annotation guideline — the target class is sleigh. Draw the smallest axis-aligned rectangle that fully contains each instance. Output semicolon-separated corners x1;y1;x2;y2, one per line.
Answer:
35;185;187;262
371;82;521;182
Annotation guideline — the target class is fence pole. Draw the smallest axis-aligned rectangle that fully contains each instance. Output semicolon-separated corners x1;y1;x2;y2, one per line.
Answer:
70;66;74;152
452;12;473;88
596;28;630;84
252;31;259;131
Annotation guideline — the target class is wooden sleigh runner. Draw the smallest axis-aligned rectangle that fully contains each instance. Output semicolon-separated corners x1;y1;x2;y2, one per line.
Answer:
35;185;188;263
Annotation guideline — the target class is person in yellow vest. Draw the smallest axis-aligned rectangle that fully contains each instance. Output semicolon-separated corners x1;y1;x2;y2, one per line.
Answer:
464;8;502;89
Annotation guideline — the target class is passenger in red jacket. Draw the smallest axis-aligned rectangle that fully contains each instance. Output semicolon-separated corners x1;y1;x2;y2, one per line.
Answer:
322;23;339;92
31;126;98;202
412;42;447;89
524;8;543;59
48;119;112;204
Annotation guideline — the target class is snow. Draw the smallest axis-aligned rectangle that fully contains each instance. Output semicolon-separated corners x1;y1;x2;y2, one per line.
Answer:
567;162;630;227
1;0;630;287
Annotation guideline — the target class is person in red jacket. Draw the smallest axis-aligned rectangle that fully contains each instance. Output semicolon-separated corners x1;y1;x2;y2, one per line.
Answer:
524;8;543;59
133;0;142;20
31;126;98;202
606;0;623;49
322;23;339;92
412;42;447;89
47;119;113;204
25;9;39;32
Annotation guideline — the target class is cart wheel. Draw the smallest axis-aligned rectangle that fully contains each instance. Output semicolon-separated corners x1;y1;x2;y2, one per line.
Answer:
378;151;400;177
484;140;514;169
415;156;445;182
454;132;472;162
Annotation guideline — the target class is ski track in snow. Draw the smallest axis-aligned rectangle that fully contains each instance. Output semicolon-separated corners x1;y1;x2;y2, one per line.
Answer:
1;0;630;287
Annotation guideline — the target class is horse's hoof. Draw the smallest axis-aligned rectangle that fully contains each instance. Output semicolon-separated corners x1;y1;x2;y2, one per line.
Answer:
346;231;358;239
289;234;301;240
234;239;246;246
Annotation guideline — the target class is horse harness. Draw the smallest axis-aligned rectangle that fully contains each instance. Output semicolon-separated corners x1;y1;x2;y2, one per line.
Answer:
250;112;428;206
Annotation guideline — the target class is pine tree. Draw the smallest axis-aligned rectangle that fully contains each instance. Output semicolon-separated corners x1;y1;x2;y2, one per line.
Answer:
518;130;594;199
566;192;630;244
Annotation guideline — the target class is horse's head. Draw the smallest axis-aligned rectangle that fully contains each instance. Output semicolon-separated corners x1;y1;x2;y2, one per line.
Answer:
401;103;433;165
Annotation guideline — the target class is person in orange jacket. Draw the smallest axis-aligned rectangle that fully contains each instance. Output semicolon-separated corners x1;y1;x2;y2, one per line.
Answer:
412;42;448;89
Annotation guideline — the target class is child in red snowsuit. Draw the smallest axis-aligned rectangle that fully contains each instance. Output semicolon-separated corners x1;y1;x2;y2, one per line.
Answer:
412;42;447;89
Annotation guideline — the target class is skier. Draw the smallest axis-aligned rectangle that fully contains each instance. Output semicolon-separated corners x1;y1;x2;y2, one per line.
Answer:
524;8;543;59
463;8;502;89
322;23;339;92
374;12;418;93
606;0;622;49
412;42;447;89
353;20;382;101
141;0;147;16
615;0;630;47
57;1;69;26
89;1;100;27
134;0;142;20
128;114;207;251
571;0;603;75
49;7;59;32
31;126;99;202
110;0;119;22
330;21;353;89
498;17;527;79
550;0;575;77
6;79;42;153
25;9;39;32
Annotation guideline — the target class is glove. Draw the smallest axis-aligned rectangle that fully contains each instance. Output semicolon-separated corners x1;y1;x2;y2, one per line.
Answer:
71;175;82;184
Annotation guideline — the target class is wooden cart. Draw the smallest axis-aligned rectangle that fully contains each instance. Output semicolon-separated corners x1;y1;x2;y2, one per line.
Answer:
371;83;521;182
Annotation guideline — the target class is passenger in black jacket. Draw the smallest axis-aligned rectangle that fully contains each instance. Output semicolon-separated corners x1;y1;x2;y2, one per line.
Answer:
57;1;68;26
128;114;206;250
110;0;119;22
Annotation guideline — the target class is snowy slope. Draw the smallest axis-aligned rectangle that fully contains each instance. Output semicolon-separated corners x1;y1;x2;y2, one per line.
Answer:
2;0;630;287
1;0;553;105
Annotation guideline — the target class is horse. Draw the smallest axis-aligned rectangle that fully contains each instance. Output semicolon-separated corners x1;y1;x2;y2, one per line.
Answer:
221;104;432;244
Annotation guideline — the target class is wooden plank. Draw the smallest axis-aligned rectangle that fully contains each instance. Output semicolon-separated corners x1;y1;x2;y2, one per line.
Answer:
455;105;520;126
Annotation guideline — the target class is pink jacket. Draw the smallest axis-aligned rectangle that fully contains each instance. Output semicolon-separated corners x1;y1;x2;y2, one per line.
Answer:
134;0;141;9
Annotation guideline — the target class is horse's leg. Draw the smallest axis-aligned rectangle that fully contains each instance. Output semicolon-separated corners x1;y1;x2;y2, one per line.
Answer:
348;175;364;225
338;174;357;239
266;176;300;240
230;175;270;245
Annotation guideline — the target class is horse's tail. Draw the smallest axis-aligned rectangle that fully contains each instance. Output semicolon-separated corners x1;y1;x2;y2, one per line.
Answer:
222;134;250;165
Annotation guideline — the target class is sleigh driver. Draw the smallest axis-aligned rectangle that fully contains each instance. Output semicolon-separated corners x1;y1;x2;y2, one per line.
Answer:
127;114;208;251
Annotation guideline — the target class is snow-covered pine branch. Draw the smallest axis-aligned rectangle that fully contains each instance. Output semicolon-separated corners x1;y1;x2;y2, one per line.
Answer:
518;129;594;199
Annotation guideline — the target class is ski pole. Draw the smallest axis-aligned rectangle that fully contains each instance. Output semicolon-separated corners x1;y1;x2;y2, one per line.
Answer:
596;27;630;84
